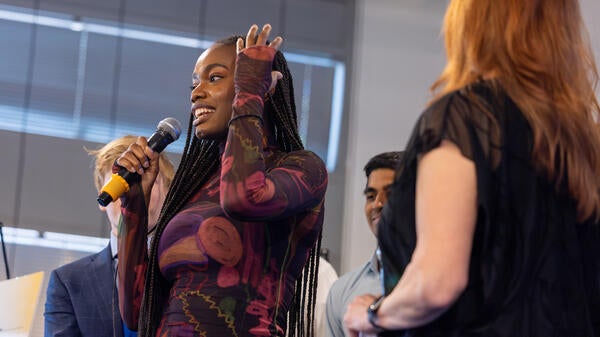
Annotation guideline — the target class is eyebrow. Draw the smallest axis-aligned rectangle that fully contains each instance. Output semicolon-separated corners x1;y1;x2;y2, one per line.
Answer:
363;187;375;195
363;183;393;195
193;63;230;80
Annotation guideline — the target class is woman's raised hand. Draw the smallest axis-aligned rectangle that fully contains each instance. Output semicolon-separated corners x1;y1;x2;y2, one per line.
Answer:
237;23;283;53
236;24;283;95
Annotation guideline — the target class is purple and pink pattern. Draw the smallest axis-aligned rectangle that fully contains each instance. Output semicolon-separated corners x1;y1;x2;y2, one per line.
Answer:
117;46;327;337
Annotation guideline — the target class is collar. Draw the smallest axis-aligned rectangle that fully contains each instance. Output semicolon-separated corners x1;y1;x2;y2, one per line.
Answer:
367;249;380;274
110;233;118;259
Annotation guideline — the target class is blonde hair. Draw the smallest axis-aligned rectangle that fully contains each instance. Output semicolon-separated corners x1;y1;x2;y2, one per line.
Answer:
433;0;600;221
86;135;175;192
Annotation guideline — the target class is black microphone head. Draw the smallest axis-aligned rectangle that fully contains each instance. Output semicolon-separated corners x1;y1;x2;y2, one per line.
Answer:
157;117;182;141
97;117;182;206
147;117;183;153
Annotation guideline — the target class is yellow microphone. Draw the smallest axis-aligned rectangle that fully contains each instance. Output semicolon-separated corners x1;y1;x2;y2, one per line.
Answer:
97;117;181;206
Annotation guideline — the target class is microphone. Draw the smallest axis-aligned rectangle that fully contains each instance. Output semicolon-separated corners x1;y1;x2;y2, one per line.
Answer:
96;117;182;206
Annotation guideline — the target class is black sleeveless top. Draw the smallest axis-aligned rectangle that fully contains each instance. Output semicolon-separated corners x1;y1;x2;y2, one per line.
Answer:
378;81;600;337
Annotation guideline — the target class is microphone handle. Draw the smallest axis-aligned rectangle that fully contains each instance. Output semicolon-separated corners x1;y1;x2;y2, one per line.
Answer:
97;128;175;207
97;167;142;207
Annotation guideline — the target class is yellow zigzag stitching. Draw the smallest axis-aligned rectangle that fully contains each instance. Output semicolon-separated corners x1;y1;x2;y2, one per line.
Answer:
178;290;238;337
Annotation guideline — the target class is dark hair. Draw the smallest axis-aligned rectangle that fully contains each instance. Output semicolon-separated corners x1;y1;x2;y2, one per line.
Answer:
364;151;403;178
138;35;320;337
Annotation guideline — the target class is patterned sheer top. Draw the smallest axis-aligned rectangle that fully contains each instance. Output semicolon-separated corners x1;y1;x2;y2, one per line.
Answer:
117;46;328;337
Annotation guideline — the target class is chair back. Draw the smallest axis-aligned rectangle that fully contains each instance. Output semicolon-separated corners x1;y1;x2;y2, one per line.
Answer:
0;271;45;337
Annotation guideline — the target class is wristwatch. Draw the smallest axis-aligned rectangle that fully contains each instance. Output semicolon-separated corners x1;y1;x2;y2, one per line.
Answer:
367;295;386;330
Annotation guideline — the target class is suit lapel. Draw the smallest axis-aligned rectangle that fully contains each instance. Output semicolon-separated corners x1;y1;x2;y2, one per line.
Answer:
89;244;124;337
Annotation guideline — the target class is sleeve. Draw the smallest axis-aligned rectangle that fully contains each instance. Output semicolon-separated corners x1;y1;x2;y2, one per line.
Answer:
220;46;328;221
117;183;149;330
44;270;83;337
379;85;502;296
415;87;501;167
324;281;345;337
315;258;339;337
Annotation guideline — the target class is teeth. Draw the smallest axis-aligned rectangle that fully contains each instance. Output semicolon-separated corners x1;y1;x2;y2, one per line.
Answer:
194;108;214;117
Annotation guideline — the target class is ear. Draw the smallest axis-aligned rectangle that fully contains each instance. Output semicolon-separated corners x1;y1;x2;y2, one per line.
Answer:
98;204;106;212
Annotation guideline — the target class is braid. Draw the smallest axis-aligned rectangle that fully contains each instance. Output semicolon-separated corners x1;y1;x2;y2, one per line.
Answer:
139;36;321;337
307;236;322;337
267;51;304;152
266;42;324;337
285;233;322;337
139;114;220;337
267;43;324;337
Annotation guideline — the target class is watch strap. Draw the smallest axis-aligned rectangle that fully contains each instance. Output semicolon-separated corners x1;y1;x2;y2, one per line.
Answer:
367;295;386;330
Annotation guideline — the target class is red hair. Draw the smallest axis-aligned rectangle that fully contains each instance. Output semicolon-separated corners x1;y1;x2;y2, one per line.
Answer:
432;0;600;221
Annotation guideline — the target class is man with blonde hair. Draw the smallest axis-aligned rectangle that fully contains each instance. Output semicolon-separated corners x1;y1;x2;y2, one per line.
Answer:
44;135;175;337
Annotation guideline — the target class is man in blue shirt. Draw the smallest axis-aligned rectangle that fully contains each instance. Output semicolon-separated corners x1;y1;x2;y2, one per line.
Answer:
325;152;402;337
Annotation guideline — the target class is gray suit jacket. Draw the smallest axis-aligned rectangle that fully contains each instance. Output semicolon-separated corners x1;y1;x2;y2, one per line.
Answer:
44;244;124;337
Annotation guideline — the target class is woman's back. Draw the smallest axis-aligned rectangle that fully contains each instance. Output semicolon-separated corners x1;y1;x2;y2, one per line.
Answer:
379;81;600;336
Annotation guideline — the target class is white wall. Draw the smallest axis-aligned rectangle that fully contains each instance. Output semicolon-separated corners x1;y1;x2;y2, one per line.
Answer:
341;0;600;274
582;0;600;55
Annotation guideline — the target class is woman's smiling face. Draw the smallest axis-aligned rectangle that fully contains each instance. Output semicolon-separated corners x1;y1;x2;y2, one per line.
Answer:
190;43;237;140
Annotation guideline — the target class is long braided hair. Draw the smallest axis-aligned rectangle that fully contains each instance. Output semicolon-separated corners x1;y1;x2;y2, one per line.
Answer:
138;35;321;337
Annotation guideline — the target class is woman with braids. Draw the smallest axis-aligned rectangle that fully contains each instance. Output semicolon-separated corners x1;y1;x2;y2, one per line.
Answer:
344;0;600;336
114;24;327;337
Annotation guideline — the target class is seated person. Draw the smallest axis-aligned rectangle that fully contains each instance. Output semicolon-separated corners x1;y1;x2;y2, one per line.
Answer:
44;135;174;337
325;152;401;337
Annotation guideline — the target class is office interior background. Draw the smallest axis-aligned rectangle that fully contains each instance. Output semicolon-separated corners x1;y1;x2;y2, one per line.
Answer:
0;0;598;335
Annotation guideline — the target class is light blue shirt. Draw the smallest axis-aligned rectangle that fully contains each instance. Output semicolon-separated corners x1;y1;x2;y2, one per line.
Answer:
325;254;381;337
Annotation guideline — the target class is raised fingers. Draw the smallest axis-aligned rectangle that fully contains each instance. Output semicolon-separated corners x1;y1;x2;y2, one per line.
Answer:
255;24;271;46
268;36;283;51
243;24;283;51
245;24;259;47
236;37;244;53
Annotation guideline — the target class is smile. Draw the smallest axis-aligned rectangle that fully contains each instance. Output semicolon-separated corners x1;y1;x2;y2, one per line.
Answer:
370;211;381;222
193;107;215;126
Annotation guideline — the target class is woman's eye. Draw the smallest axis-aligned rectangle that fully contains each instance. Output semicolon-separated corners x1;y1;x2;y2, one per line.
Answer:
190;84;198;91
209;74;223;82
